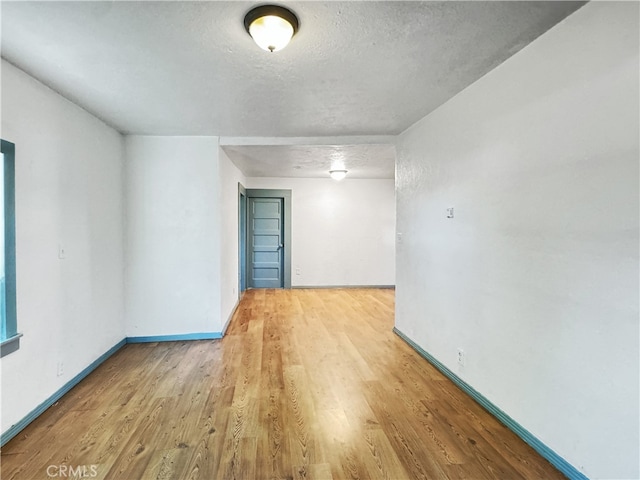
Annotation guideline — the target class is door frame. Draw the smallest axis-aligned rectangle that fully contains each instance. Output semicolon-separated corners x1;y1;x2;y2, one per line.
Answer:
245;188;292;289
238;183;247;296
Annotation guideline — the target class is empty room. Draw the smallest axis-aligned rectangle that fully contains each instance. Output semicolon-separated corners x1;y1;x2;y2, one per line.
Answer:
0;1;638;479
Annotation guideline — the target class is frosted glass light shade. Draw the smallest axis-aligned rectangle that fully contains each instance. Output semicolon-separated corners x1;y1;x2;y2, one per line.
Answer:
249;16;294;52
244;6;299;53
329;170;348;181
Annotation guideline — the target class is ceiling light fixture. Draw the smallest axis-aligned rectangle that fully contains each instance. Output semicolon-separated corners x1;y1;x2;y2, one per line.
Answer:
244;5;299;53
329;169;348;181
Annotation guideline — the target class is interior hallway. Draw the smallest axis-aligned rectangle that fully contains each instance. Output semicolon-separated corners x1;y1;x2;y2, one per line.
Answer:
1;289;563;479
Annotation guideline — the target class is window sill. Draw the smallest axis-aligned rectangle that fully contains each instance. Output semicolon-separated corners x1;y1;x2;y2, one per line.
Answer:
1;332;23;358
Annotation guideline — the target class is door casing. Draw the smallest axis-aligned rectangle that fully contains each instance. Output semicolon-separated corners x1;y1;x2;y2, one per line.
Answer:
238;183;247;295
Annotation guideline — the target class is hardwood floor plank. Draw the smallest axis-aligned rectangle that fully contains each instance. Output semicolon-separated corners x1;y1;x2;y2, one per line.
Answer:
103;397;178;479
256;387;289;480
1;288;565;480
360;428;412;480
307;462;334;480
145;447;191;480
364;380;449;480
283;365;323;466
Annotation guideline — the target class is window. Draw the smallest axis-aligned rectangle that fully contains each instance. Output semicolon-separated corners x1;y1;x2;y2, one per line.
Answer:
0;139;19;357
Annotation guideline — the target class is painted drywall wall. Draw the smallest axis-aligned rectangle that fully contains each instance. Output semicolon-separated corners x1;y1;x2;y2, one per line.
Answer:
395;3;639;479
124;136;222;336
0;60;125;433
245;177;395;287
219;147;246;330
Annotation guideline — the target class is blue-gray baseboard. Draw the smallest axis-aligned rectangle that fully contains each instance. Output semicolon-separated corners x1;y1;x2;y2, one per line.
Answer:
393;327;588;480
0;338;126;446
126;332;223;343
0;303;242;448
1;332;227;446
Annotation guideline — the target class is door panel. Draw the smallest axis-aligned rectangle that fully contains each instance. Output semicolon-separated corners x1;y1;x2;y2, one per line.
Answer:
248;197;284;288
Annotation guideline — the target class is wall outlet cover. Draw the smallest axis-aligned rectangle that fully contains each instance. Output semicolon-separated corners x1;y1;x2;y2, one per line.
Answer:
457;348;465;366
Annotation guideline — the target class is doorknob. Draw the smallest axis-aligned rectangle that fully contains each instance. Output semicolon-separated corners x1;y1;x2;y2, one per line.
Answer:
278;244;284;249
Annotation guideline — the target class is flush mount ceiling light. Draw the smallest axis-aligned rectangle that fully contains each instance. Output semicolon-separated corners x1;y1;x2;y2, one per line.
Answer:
329;169;348;181
244;5;299;53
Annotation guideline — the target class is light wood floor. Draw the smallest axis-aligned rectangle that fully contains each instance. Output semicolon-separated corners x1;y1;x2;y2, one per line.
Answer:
1;289;563;480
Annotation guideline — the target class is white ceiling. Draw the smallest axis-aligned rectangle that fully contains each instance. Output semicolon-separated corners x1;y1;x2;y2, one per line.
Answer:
222;142;396;179
1;1;585;178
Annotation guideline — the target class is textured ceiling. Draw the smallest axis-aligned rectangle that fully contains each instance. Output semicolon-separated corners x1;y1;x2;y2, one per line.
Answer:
1;1;585;177
223;143;396;179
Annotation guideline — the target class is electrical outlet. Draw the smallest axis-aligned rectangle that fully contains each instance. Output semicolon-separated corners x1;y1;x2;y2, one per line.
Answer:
57;361;64;377
58;244;66;260
457;348;465;367
295;268;301;275
447;207;455;219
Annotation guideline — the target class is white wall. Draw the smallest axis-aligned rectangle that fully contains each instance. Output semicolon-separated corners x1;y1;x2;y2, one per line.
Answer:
395;3;639;479
219;147;246;331
0;60;125;433
246;177;395;287
124;136;222;336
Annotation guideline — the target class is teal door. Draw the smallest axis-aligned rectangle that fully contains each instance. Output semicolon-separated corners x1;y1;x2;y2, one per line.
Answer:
248;197;284;288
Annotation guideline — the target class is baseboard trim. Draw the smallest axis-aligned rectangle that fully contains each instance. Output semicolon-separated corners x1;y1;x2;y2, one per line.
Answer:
126;332;223;343
0;338;126;447
392;327;588;480
1;325;235;447
292;285;395;289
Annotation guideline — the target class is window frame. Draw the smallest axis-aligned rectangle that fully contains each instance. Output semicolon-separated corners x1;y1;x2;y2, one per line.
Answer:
1;139;20;357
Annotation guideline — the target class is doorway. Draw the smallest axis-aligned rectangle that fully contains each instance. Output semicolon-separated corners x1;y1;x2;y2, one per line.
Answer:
239;188;291;290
